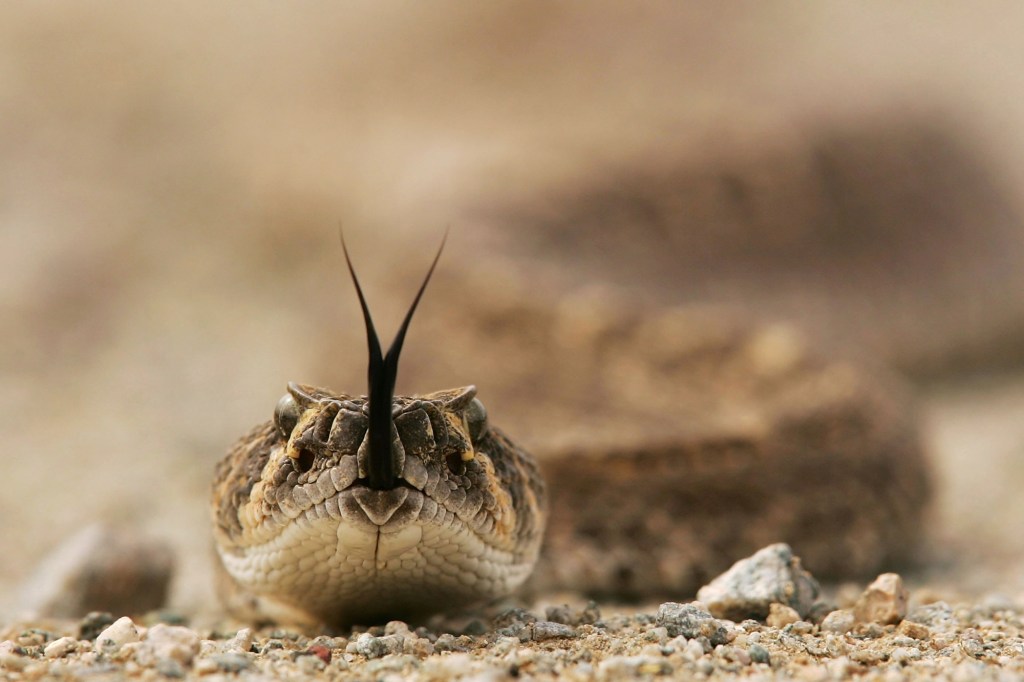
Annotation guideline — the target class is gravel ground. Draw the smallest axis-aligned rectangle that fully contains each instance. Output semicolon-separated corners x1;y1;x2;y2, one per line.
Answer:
3;589;1024;681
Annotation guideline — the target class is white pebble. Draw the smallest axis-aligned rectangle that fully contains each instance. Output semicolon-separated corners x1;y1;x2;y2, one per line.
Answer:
44;636;76;659
222;627;253;653
94;616;140;654
135;624;200;666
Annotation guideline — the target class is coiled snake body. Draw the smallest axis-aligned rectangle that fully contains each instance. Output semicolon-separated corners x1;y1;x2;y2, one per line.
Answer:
211;238;929;627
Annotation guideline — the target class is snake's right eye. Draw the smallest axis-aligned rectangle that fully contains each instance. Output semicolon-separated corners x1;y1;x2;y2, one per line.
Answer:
274;393;301;438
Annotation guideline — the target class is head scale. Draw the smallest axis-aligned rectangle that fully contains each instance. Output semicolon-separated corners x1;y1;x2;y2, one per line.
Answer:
340;229;446;490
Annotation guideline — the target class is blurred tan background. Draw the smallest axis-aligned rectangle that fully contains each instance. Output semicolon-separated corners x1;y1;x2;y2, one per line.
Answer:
3;3;1024;616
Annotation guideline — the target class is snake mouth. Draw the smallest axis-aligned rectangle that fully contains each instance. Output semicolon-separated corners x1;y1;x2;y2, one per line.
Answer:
338;483;426;531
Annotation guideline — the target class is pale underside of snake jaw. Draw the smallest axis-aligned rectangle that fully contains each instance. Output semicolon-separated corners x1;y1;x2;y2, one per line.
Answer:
211;382;547;627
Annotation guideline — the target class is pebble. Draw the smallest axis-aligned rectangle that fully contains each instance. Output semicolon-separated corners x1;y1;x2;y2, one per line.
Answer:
684;637;707;660
222;627;254;653
347;632;404;659
94;616;140;654
0;590;1022;679
134;624;200;666
896;620;931;640
767;603;801;628
78;611;117;640
749;642;771;664
854;573;909;625
906;601;957;632
696;543;821;621
531;620;577;640
656;602;730;645
43;636;77;658
890;646;922;664
820;609;856;634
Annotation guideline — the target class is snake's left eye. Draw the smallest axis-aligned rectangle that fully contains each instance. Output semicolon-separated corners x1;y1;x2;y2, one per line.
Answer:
465;398;488;442
274;393;301;438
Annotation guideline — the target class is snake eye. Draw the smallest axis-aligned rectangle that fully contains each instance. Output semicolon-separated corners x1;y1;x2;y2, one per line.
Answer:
465;398;488;442
274;393;301;439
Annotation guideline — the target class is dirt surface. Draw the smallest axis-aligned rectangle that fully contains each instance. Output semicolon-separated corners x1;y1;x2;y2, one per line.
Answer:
3;4;1024;679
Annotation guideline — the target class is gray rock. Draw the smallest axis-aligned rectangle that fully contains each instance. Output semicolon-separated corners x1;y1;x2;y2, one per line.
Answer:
696;543;820;621
348;633;403;659
655;602;730;646
20;524;174;619
530;621;577;641
749;643;771;664
906;601;956;632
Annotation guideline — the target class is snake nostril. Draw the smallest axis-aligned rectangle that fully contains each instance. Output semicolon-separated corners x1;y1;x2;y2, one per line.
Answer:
293;447;315;474
445;451;466;476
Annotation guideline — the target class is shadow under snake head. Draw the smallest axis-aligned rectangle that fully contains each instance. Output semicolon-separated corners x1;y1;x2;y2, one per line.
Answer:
211;235;546;627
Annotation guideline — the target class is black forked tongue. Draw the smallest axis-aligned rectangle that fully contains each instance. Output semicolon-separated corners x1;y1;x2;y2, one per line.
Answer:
340;230;446;490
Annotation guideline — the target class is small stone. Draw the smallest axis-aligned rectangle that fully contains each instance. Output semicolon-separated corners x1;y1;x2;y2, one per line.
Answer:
492;607;537;628
79;612;117;641
766;603;800;628
384;621;411;636
820;609;856;634
960;633;984;658
684;638;707;660
890;646;922;664
721;645;751;665
906;601;956;632
853;573;908;625
433;633;462;652
404;636;435;658
531;621;577;641
545;604;574;624
94;616;140;654
350;633;403;659
656;602;730;645
696;543;820;621
203;652;253;673
749;643;771;664
134;624;200;666
297;653;326;673
43;636;76;659
304;645;331;663
896;620;931;640
222;627;253;653
20;524;174;619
